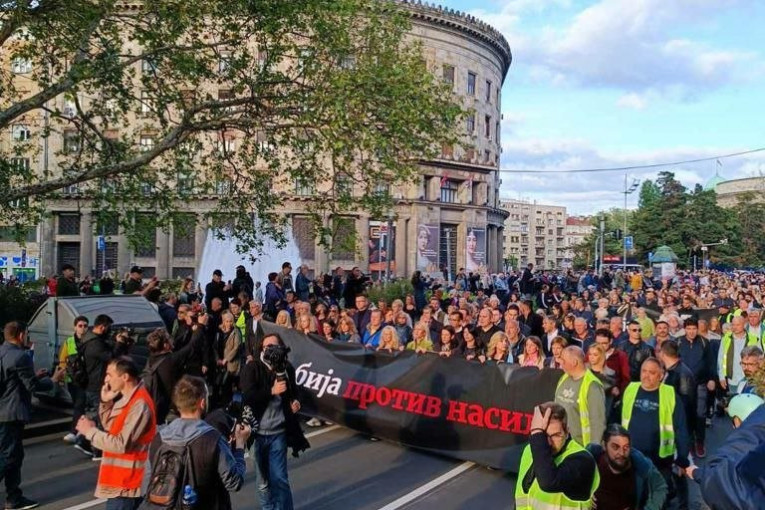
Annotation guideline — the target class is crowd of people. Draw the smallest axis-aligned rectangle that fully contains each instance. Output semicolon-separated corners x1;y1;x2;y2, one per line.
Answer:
1;260;765;510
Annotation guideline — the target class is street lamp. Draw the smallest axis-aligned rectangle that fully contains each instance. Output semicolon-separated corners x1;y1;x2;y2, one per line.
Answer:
700;238;728;270
622;175;639;272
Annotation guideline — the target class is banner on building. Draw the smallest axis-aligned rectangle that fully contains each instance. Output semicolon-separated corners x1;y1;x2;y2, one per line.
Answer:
265;323;561;471
368;221;396;278
465;227;487;274
416;223;440;277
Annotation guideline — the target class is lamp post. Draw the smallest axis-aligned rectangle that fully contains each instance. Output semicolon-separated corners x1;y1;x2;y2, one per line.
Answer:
700;238;728;270
385;210;394;283
622;175;640;272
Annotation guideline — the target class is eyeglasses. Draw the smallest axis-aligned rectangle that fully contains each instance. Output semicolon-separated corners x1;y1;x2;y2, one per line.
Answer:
629;328;641;332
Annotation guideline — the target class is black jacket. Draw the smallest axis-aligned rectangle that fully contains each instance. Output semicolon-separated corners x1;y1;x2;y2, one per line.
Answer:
0;342;54;422
521;434;596;502
664;360;697;435
205;280;231;310
619;340;654;382
240;358;309;457
80;330;129;392
244;315;265;358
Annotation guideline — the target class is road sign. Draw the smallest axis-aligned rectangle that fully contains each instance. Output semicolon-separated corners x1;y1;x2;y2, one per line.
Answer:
97;235;106;252
624;236;633;250
648;251;654;263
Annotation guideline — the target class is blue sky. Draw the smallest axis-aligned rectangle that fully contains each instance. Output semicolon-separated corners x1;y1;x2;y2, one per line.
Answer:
437;0;765;214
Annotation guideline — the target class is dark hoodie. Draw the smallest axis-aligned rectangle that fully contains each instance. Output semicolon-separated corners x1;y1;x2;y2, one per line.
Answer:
145;418;246;510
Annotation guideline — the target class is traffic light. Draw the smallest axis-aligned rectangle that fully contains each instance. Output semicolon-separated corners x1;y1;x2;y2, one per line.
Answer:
614;229;622;240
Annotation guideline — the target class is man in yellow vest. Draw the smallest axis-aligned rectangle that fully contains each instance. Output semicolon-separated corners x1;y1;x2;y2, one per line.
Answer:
555;346;606;445
230;298;247;340
58;315;89;443
515;402;599;510
76;357;157;510
622;357;690;507
718;316;760;394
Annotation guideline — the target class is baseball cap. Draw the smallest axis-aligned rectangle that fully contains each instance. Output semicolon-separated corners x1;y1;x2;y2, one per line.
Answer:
213;269;223;277
727;394;764;422
130;266;143;274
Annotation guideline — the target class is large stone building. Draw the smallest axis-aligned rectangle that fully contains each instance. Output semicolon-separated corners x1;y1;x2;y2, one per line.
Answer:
500;199;566;270
563;216;594;268
1;1;512;283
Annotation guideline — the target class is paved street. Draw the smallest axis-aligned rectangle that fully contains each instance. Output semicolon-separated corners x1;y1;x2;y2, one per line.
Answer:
5;415;732;510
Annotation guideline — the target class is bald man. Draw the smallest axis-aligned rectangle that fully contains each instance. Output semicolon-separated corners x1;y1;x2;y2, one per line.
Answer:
554;346;606;445
718;316;760;392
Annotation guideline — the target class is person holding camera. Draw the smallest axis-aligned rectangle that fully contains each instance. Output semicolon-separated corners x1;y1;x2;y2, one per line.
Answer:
141;376;249;510
241;333;309;510
76;357;157;510
75;314;131;459
143;318;206;425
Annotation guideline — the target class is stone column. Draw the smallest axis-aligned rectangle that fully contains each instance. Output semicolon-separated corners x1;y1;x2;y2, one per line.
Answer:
156;228;171;279
194;215;207;281
357;215;370;271
79;211;93;277
394;216;409;278
117;233;132;278
40;215;56;277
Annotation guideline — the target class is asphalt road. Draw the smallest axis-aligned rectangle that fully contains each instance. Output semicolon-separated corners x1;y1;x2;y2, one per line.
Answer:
6;417;731;510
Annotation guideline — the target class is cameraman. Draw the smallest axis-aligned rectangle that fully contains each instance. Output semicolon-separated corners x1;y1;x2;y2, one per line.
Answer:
241;333;309;510
144;316;206;424
75;314;130;459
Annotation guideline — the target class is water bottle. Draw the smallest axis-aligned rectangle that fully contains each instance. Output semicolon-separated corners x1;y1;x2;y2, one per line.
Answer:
181;484;197;510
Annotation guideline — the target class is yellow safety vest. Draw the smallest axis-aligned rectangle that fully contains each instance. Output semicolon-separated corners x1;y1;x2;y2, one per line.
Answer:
236;311;247;340
720;331;760;379
622;382;676;459
556;370;603;445
515;438;600;510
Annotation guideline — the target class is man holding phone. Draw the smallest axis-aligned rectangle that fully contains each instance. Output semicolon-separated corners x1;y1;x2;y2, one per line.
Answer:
76;357;156;510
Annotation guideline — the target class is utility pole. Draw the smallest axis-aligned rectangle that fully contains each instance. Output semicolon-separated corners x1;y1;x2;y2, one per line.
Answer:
599;214;605;277
622;175;639;272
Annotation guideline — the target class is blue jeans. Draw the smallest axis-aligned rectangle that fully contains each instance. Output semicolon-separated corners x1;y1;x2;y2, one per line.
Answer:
254;433;293;510
105;497;141;510
0;421;25;505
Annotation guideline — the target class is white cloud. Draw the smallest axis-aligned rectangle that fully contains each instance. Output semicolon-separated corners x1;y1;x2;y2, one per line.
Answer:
475;0;762;100
616;92;648;110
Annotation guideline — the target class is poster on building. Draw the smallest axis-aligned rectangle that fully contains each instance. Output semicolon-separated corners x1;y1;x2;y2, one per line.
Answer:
368;221;396;279
416;223;440;277
465;226;487;274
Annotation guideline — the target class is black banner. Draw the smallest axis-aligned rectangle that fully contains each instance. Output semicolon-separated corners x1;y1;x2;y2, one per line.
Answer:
264;324;561;471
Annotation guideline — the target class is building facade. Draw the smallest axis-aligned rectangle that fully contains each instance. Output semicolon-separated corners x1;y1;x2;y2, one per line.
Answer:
2;1;512;283
500;199;566;270
563;216;594;268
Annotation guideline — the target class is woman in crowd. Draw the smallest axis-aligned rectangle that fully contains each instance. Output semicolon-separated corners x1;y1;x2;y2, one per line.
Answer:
179;277;201;305
216;311;242;406
404;294;419;322
327;305;340;326
587;343;617;414
391;299;412;327
275;310;292;329
437;326;458;358
336;317;360;343
561;313;576;337
314;303;328;329
406;322;433;353
518;335;545;370
545;336;568;369
487;331;510;363
377;326;402;353
296;313;315;335
321;320;337;342
393;311;412;345
457;327;486;363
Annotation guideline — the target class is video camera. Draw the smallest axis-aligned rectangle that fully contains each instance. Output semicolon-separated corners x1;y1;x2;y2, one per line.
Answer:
262;343;291;382
226;392;258;449
112;327;137;347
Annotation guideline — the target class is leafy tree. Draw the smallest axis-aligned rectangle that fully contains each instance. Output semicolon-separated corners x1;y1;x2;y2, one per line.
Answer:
0;0;462;254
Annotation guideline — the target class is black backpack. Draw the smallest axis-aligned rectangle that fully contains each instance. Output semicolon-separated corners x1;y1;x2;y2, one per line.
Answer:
142;357;168;409
141;437;198;510
68;343;89;388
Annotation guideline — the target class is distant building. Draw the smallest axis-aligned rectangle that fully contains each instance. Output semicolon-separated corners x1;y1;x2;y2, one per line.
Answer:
563;216;595;268
501;199;566;270
713;174;765;208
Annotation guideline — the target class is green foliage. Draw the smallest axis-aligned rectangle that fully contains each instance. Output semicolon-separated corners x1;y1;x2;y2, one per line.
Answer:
367;279;413;305
0;0;462;254
580;171;749;268
0;285;46;329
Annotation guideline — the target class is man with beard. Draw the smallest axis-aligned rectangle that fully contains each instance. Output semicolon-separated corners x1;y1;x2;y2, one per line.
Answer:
587;425;667;510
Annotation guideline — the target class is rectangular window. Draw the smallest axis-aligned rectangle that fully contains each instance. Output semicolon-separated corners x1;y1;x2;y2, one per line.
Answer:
0;226;36;243
173;214;196;257
442;64;455;85
62;98;77;118
440;179;458;203
57;242;80;276
466;114;475;134
134;213;157;258
218;52;231;74
140;91;153;116
95;242;119;273
58;213;81;235
141;59;157;74
139;135;154;152
331;217;355;260
11;57;32;74
294;178;315;196
11;158;30;173
172;267;195;279
11;124;30;142
486;80;492;103
485;115;491;139
484;150;491;164
215;179;232;195
439;224;457;278
177;171;194;194
467;72;476;96
63;130;80;154
96;213;119;235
